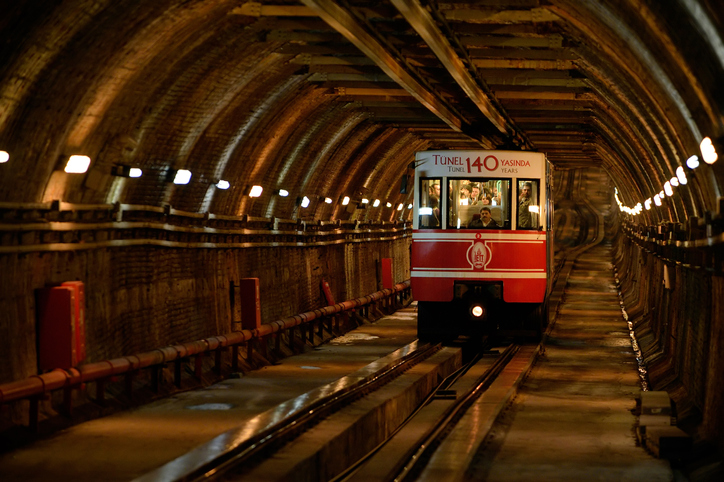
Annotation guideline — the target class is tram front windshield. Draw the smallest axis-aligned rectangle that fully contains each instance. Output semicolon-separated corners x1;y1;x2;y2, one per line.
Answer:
447;178;511;229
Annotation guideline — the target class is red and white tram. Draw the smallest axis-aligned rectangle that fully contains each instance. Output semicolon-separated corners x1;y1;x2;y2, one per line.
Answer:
411;150;553;341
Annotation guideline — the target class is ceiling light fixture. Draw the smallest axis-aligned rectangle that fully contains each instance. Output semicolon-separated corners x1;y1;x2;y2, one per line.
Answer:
173;169;192;185
664;181;673;196
65;155;91;173
249;185;263;197
676;166;687;185
701;137;718;164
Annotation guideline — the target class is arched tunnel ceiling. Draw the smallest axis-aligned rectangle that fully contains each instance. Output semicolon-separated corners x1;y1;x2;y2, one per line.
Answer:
0;1;722;223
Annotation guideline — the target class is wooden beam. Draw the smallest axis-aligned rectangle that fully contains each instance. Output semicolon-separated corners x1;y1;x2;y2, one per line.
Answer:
231;3;317;17
440;7;561;24
391;0;510;135
266;30;344;42
462;36;564;49
495;91;580;99
307;72;395;82
469;48;579;61
486;77;587;88
290;54;376;65
276;44;362;56
329;87;413;97
301;0;477;141
473;59;576;69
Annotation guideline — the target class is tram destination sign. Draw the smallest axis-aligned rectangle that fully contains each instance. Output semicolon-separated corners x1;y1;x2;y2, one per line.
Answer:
415;150;545;177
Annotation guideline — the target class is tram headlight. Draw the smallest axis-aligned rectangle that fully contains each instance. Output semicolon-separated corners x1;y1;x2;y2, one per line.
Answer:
471;305;484;318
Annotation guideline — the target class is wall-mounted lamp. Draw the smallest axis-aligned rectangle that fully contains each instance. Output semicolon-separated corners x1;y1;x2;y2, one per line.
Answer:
645;198;652;210
407;203;413;209
653;194;662;206
249;185;263;197
397;203;403;211
664;181;673;197
300;196;310;208
112;165;143;178
278;189;289;197
342;196;350;205
701;137;718;164
0;150;8;163
676;166;687;185
324;197;332;204
361;198;369;204
172;169;192;185
386;202;392;208
373;199;380;207
65;155;91;173
686;155;700;169
216;180;230;190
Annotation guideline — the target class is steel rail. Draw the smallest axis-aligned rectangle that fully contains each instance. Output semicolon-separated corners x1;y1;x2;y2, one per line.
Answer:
392;343;520;481
329;345;488;482
136;343;441;482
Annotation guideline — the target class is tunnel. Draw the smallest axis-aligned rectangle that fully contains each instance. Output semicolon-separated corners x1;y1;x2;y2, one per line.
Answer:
0;0;723;470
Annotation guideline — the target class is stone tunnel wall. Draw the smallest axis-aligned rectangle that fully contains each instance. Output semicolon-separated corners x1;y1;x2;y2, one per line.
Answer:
611;220;724;452
0;236;411;388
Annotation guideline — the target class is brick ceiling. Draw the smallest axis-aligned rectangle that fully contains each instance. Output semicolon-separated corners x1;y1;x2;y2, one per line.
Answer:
0;1;722;223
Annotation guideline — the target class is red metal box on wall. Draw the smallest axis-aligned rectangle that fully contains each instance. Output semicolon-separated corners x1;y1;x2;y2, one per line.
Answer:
36;281;87;370
61;281;86;363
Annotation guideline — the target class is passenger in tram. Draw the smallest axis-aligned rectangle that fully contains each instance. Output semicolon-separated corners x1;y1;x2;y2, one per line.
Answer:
429;182;441;208
468;207;499;228
459;183;472;205
518;181;533;228
491;187;501;205
470;184;481;205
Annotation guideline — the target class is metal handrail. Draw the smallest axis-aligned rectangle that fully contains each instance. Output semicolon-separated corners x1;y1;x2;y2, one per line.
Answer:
0;281;412;430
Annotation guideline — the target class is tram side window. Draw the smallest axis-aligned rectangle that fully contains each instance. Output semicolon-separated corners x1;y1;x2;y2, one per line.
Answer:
419;178;441;228
517;179;540;230
448;178;510;229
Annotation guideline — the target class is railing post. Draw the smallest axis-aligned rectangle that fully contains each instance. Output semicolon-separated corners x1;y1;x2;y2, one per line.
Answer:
126;371;135;400
29;396;40;432
151;366;161;393
288;327;296;350
214;349;222;375
96;378;107;405
174;359;182;388
231;345;239;372
62;386;73;417
194;353;204;380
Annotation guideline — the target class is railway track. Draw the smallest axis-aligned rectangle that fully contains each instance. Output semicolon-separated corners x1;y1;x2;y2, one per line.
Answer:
134;338;539;482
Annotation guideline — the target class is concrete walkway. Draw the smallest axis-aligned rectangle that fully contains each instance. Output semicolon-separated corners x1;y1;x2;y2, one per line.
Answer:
469;245;673;481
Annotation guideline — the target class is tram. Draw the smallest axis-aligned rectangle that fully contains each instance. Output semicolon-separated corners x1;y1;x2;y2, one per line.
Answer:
410;150;553;341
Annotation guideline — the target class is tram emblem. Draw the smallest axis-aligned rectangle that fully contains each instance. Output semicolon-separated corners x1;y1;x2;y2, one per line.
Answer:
468;241;489;269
